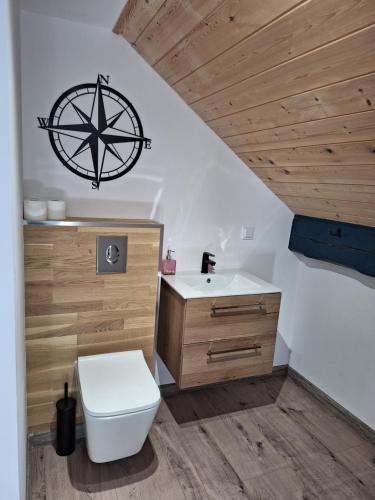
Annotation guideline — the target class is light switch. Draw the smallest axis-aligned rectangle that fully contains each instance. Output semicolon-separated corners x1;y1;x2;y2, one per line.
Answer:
241;226;255;240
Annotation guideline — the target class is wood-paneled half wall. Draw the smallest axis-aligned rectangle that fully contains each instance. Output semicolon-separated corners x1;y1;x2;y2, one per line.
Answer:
24;220;162;432
115;0;375;227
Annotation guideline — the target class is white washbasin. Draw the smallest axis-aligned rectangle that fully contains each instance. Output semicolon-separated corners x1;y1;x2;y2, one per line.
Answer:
182;273;260;292
162;270;281;299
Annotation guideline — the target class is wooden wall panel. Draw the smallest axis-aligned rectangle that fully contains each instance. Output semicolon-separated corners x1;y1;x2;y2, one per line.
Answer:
207;73;375;138
24;222;161;432
113;0;165;43
279;196;375;219
131;0;223;65
115;0;375;226
153;0;301;84
265;182;375;203
253;166;375;186
283;208;375;227
239;142;375;167
227;111;375;152
175;0;375;103
191;26;375;119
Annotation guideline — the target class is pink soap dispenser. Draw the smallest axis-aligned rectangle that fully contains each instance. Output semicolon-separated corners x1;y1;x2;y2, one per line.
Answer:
161;249;176;275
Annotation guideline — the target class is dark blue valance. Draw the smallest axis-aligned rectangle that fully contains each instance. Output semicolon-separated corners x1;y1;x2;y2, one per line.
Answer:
288;215;375;277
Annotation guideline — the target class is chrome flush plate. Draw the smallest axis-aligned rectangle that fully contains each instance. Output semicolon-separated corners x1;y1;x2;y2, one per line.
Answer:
96;236;127;274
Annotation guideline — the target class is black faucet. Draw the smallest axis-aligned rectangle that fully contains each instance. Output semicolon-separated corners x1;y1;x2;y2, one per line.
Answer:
201;252;216;274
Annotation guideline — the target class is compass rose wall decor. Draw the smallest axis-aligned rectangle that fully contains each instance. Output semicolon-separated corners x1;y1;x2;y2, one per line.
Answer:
38;75;151;189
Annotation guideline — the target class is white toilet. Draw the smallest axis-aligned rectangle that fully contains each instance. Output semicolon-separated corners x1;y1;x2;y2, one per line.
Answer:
77;350;161;463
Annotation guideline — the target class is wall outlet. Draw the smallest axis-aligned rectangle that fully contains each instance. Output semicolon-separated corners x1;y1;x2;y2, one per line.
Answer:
241;226;255;240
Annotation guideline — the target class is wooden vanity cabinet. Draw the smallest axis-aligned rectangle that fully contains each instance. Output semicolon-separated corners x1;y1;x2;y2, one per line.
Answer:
157;280;281;388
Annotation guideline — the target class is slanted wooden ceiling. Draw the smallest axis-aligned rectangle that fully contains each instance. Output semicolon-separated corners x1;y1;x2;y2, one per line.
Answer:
114;0;375;227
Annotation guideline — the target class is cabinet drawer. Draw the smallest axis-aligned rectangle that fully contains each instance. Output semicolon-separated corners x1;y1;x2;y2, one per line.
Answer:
184;293;281;344
180;334;275;388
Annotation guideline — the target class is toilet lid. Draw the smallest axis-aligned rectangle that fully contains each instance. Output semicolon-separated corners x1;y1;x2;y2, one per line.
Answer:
78;350;160;417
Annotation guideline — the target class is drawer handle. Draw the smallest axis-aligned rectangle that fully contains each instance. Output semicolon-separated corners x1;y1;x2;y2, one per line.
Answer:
207;343;262;363
210;304;265;317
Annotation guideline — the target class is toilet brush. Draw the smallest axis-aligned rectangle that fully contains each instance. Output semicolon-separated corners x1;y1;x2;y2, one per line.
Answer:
56;382;76;456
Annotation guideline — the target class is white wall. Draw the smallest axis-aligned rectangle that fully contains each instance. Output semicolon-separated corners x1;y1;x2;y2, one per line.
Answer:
0;0;26;498
289;258;375;430
20;10;300;368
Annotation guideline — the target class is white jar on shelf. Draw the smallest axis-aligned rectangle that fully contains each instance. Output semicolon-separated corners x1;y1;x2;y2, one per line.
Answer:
47;200;66;220
23;199;47;221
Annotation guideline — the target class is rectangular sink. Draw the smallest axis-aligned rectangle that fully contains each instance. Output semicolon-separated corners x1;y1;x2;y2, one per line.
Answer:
161;270;280;299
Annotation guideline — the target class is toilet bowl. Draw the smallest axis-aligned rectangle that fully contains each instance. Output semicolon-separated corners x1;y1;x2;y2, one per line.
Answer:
78;350;160;463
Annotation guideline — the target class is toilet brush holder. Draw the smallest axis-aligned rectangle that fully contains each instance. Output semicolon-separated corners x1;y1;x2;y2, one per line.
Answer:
56;382;76;456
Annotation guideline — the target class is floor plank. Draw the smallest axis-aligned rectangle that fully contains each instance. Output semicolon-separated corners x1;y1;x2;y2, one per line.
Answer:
202;412;290;481
249;405;328;459
336;442;375;475
244;466;306;500
30;446;46;500
29;375;375;499
149;404;208;499
177;422;251;499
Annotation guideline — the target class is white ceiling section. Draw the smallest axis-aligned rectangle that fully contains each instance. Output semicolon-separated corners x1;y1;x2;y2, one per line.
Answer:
21;0;126;28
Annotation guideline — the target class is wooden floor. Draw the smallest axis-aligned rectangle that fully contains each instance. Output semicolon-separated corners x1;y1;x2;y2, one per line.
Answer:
30;375;375;499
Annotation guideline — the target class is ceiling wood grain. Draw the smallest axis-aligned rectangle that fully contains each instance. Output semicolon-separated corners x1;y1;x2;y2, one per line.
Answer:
227;111;375;152
113;0;165;42
132;0;223;65
115;0;375;227
175;0;375;103
239;142;375;167
253;166;375;185
208;73;375;138
154;0;301;84
191;26;375;119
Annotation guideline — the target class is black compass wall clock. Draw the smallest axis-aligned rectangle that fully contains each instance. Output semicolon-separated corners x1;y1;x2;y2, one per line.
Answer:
38;74;151;189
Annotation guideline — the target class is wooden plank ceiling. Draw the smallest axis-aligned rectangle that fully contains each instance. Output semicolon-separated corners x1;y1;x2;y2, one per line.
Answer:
114;0;375;227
